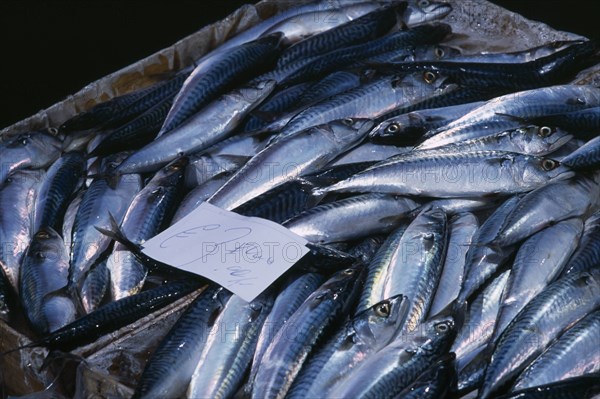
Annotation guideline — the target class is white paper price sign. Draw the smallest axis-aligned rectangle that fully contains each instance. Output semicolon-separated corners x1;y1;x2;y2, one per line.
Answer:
142;202;310;302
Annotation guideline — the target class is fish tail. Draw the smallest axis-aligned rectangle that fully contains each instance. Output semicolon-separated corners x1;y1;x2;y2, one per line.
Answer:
94;213;139;253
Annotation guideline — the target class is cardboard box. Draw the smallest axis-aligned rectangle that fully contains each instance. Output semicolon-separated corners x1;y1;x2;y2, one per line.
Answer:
0;0;588;397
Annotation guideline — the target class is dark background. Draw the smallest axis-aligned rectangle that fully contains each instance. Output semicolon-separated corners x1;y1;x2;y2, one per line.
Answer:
1;1;598;129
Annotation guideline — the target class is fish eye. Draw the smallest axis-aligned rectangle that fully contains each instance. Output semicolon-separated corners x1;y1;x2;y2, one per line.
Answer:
374;301;391;317
541;159;559;171
418;0;430;8
434;47;445;58
423;71;437;84
342;118;355;126
342;268;355;276
386;123;401;134
435;322;450;333
537;126;555;137
21;138;28;145
36;231;50;239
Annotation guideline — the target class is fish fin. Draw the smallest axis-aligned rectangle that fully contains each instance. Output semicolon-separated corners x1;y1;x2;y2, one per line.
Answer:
94;213;140;253
494;112;529;123
378;214;409;225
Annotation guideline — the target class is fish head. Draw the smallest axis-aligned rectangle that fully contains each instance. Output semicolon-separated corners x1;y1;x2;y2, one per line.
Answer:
536;156;575;181
413;45;462;61
28;226;66;259
153;156;189;186
360;294;411;344
369;112;428;141
512;125;573;155
404;0;452;25
7;130;63;156
418;312;458;354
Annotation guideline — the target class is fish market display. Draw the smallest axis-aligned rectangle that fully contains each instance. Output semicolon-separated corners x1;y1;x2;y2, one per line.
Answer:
1;0;600;398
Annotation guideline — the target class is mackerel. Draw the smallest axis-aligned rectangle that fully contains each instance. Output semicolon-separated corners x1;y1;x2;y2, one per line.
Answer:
0;170;43;292
116;80;276;174
479;269;600;399
107;158;186;300
186;293;274;399
208;118;373;210
418;85;600;149
250;264;364;399
323;151;571;198
283;193;418;244
20;227;76;335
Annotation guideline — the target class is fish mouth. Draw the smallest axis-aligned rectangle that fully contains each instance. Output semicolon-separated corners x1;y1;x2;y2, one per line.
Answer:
548;134;573;150
548;165;576;181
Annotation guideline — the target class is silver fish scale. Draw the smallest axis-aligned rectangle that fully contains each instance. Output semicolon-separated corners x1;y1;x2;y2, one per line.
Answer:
479;269;600;399
512;310;600;390
281;73;441;138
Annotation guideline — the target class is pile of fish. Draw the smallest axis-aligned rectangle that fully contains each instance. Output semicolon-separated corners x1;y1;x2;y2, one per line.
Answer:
2;0;600;398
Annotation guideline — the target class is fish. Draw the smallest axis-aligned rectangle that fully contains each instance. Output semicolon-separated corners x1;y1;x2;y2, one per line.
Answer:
131;285;230;399
275;23;452;86
490;218;583;343
512;310;600;391
250;263;364;399
232;178;321;224
171;174;233;224
391;124;573;158
10;279;205;352
283;193;418;244
457;195;520;304
491;175;600;247
0;131;61;186
429;212;478;316
373;41;597;90
369;101;485;145
276;4;403;68
442;40;585;63
0;170;43;293
452;270;511;367
246;272;325;393
68;155;142;311
418;85;600;149
208;118;374;210
115;80;276;175
287;294;409;399
106;158;186;301
186;293;274;399
19;227;76;335
58;68;192;134
243;82;312;132
326;311;457;399
561;210;600;276
31;151;86;233
87;97;174;157
270;47;454;140
321;151;571;198
479;268;600;399
158;34;282;135
358;206;447;334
